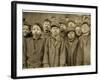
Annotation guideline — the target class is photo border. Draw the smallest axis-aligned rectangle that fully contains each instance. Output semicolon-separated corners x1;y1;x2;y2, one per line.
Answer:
11;1;98;79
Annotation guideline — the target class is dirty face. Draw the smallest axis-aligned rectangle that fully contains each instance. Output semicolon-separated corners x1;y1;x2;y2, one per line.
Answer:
67;31;75;40
43;21;51;32
31;24;42;35
68;22;76;28
81;23;90;34
23;25;29;36
60;24;67;31
51;27;60;36
75;27;82;36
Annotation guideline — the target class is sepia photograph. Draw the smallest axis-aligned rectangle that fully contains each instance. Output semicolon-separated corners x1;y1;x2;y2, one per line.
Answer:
23;12;91;68
11;1;97;79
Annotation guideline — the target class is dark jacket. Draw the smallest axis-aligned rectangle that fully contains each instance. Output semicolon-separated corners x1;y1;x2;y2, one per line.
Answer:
23;37;27;68
43;36;66;67
26;37;45;68
65;38;79;66
76;34;91;65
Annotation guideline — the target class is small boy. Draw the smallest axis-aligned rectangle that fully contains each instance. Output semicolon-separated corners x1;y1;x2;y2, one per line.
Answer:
65;23;79;66
23;24;31;37
67;21;76;28
42;19;51;39
22;24;30;68
59;22;67;40
75;26;82;38
43;25;66;67
76;22;91;65
26;23;45;68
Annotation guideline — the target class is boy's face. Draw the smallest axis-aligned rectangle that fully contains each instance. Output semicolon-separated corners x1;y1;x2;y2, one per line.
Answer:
68;22;75;28
68;31;75;40
51;27;60;36
43;21;51;32
81;23;90;34
31;25;42;35
60;24;66;31
23;25;29;36
75;27;82;36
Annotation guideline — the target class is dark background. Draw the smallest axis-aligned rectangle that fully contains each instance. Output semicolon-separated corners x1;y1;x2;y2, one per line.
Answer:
23;12;91;27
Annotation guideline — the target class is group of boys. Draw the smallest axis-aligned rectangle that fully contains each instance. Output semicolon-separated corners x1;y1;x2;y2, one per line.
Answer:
23;17;91;68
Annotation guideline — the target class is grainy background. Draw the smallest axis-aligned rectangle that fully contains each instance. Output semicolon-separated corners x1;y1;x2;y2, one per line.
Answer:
23;12;90;26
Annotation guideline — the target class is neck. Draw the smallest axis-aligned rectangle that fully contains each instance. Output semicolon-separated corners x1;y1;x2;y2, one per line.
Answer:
52;35;60;40
68;38;75;42
32;34;41;40
83;32;90;36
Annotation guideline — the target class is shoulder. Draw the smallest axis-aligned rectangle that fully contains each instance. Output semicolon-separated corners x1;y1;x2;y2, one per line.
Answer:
26;37;33;42
79;35;84;40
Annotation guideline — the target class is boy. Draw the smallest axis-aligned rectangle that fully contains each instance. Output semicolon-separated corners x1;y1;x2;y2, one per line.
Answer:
43;25;66;67
42;19;51;39
75;26;82;38
65;25;79;66
67;21;76;28
59;22;67;40
26;23;45;68
23;24;31;37
22;24;30;68
76;22;91;65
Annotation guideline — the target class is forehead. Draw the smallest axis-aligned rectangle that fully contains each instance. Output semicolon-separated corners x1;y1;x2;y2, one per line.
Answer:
68;31;75;34
81;23;89;28
32;25;40;29
44;21;50;24
75;27;81;30
60;23;65;26
51;27;59;30
23;25;29;28
68;22;75;25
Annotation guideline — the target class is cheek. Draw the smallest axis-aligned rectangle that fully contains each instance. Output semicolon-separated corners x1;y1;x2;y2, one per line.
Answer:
32;30;35;34
76;30;79;34
72;34;75;37
57;30;60;34
23;30;28;33
26;30;29;33
68;33;75;38
68;34;71;38
51;30;55;34
37;30;41;34
60;26;64;29
43;23;46;26
47;25;50;28
63;26;66;30
43;25;47;29
82;28;85;33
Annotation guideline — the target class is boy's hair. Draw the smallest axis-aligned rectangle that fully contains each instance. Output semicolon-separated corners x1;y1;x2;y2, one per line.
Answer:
59;22;66;25
23;24;31;30
44;19;51;23
67;20;76;25
31;23;43;31
81;22;90;27
51;25;59;29
67;29;76;37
